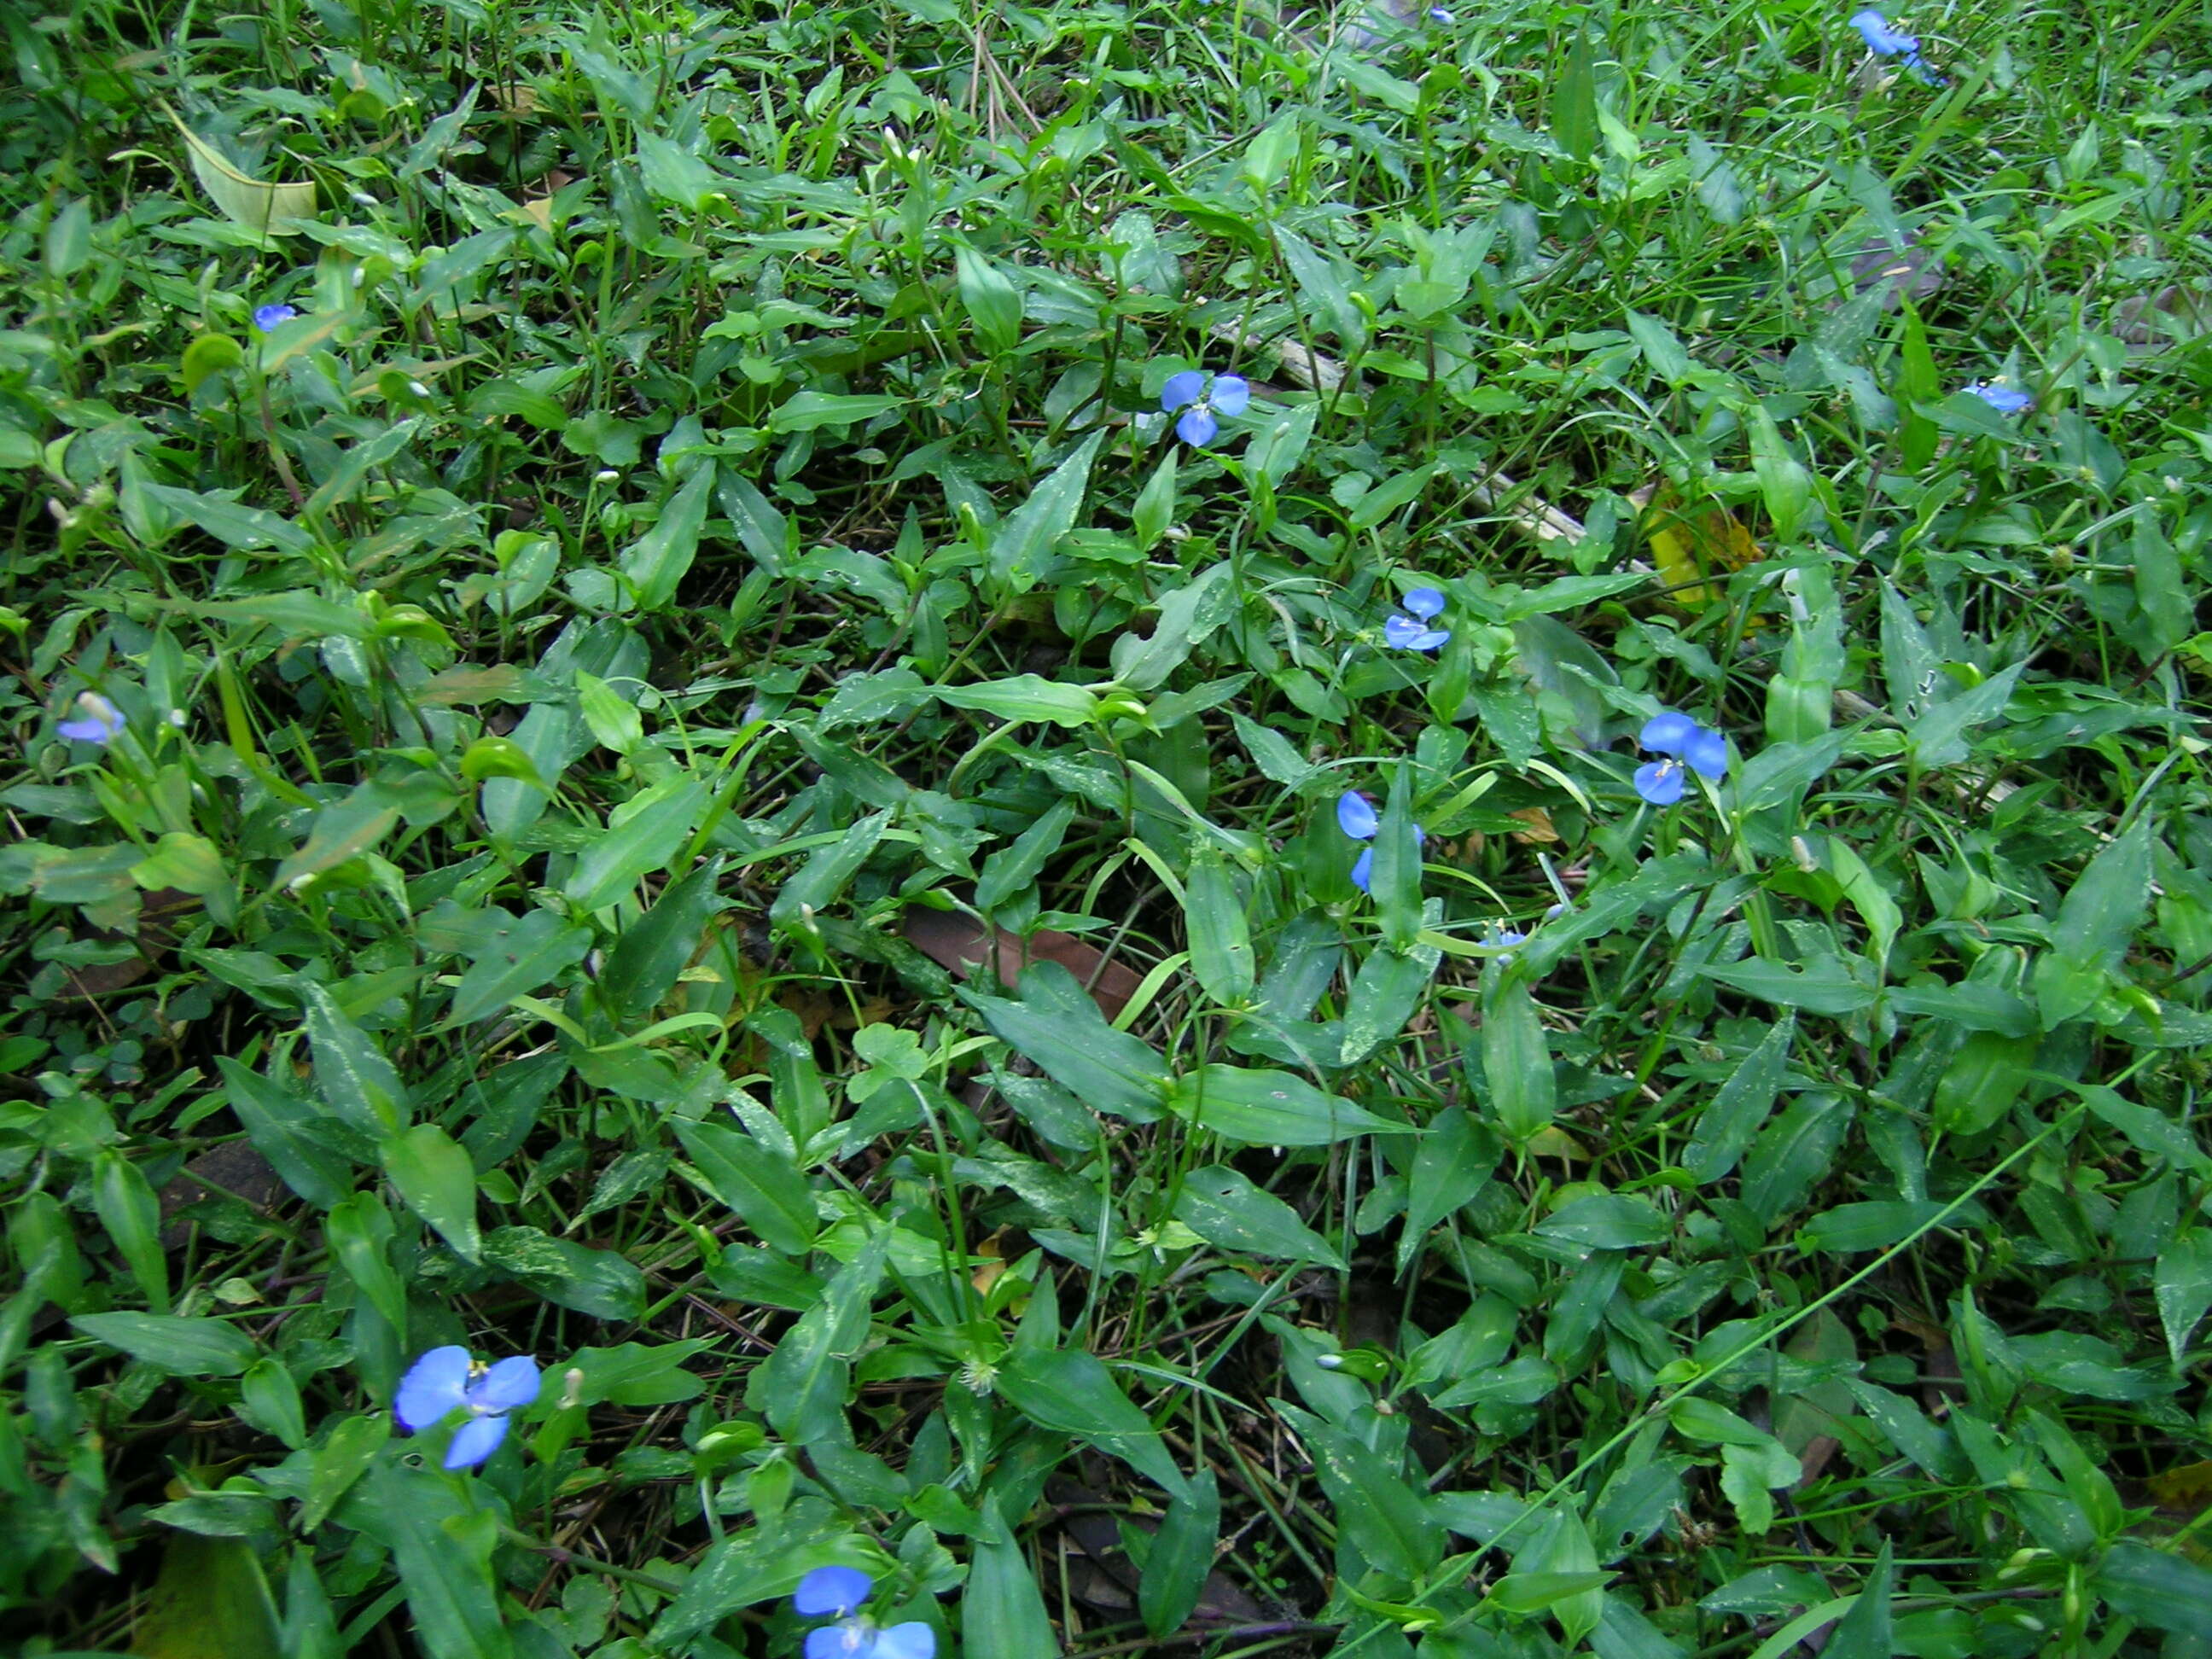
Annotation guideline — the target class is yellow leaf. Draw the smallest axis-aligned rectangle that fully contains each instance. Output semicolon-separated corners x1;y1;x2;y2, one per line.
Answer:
1639;483;1760;611
163;106;316;236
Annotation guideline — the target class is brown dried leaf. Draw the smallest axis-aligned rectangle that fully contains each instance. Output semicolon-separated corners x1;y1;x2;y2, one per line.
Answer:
1508;806;1559;844
902;909;1142;1021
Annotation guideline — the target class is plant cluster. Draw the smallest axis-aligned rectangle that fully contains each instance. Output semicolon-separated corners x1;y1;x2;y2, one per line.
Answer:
3;0;2211;1656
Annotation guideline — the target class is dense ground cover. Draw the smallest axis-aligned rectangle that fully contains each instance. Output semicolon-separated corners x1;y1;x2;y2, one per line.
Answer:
4;0;2212;1654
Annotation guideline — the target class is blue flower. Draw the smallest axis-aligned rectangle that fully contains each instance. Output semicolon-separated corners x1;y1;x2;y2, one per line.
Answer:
1161;369;1249;446
1848;9;1917;54
794;1569;935;1659
1848;10;1947;83
1338;790;1424;893
253;303;298;334
1428;5;1455;20
1969;381;2032;414
395;1346;541;1470
56;693;125;745
1383;585;1451;651
1633;710;1728;806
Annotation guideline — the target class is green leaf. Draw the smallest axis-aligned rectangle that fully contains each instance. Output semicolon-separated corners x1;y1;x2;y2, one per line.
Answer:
620;462;715;614
275;787;400;890
218;1057;353;1210
483;1225;646;1321
1551;29;1597;161
769;390;905;433
1141;1470;1220;1639
1509;1505;1605;1643
975;797;1077;912
1537;1193;1671;1250
955;242;1023;354
1285;1407;1442;1580
300;1413;389;1533
566;779;710;911
1483;970;1557;1145
755;1229;886;1444
769;807;890;934
998;1348;1187;1497
1819;1541;1895;1659
1131;449;1177;555
647;1533;785;1650
1429;1353;1559;1411
1168;1063;1406;1147
1110;562;1231;692
71;1313;257;1376
2078;1085;2212;1175
446;909;593;1026
1700;954;1878;1016
381;1123;481;1263
1339;936;1443;1064
2034;816;2155;1028
91;1150;169;1313
2156;1232;2212;1365
302;982;410;1136
1843;1381;1964;1481
326;1193;409;1332
1798;1199;1947;1254
1741;1093;1854;1220
1348;462;1437;530
963;963;1168;1123
965;1496;1061;1659
127;1534;283;1659
1400;1105;1497;1272
1173;1165;1345;1267
1683;1015;1796;1183
1906;662;2023;769
181;332;245;395
988;432;1106;592
602;857;730;1027
674;1118;818;1255
1183;848;1254;1004
937;673;1098;728
238;1356;307;1450
357;1463;514;1659
2095;1540;2212;1639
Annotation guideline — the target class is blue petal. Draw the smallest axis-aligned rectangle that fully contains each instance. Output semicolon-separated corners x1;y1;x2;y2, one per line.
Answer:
1175;405;1220;446
806;1622;876;1659
1848;9;1916;53
1337;792;1379;840
1402;586;1446;619
1685;727;1729;781
1209;375;1250;416
394;1347;473;1431
1970;382;2031;413
253;303;298;333
1160;370;1206;412
1633;760;1686;806
795;1566;875;1618
1350;847;1374;894
443;1411;510;1470
872;1623;937;1659
58;694;125;743
468;1355;542;1412
1384;614;1450;650
1428;5;1454;20
1638;710;1700;754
